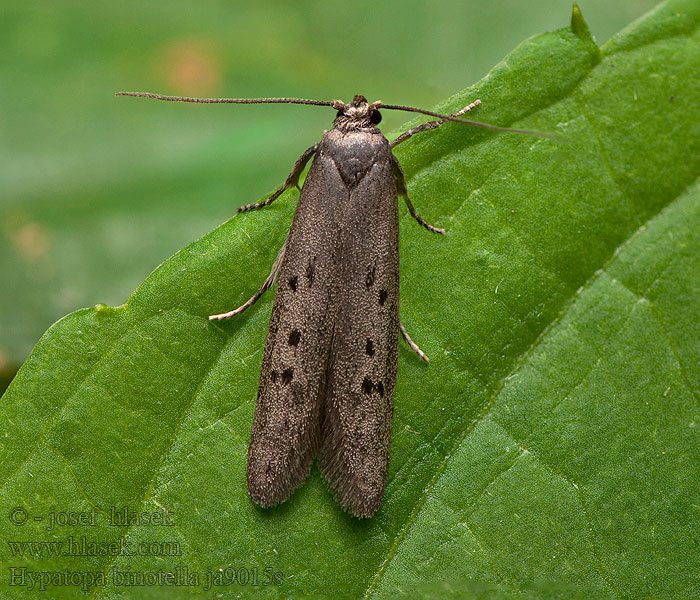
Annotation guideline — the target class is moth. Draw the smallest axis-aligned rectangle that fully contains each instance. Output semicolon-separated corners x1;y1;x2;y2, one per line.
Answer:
118;91;544;517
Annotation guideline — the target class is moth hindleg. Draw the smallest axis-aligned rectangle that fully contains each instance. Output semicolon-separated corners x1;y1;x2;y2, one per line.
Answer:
209;239;287;321
390;155;445;234
237;143;320;212
399;319;429;362
389;100;481;149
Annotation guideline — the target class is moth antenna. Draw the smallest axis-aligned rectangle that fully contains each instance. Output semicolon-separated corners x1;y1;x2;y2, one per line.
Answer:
379;103;554;139
116;92;553;139
116;92;338;108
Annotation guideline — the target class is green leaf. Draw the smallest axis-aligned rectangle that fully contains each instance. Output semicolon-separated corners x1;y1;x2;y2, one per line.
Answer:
1;1;699;598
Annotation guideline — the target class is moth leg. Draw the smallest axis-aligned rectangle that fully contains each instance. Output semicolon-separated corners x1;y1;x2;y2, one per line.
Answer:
390;100;481;149
390;155;445;234
237;143;320;212
399;319;429;362
209;239;287;321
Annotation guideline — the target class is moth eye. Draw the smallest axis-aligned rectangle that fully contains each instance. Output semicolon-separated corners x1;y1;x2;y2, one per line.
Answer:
370;110;382;125
336;109;345;118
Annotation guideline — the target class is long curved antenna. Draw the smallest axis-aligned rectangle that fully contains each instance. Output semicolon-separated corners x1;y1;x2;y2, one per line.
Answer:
115;92;336;107
116;92;553;138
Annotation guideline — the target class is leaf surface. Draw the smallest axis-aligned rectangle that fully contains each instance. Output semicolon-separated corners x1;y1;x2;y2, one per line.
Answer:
1;2;698;598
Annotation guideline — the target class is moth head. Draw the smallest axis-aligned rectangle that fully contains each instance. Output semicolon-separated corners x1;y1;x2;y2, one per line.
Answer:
332;96;382;129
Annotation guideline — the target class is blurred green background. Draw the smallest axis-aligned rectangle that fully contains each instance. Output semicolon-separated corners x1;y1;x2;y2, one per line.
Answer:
1;0;659;389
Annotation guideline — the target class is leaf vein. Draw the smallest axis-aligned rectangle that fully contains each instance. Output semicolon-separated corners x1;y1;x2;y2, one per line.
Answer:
492;423;632;600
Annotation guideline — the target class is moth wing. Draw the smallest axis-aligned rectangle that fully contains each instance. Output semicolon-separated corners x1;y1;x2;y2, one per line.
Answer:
319;153;400;518
246;149;344;508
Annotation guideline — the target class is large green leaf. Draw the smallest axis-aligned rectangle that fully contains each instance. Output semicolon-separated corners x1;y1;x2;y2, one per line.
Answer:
1;2;698;598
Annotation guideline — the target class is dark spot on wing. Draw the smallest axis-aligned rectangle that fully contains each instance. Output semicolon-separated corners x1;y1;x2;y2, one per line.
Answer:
282;368;294;385
306;260;315;284
289;275;298;292
377;381;384;397
362;377;373;395
289;329;301;346
365;339;375;356
379;289;388;305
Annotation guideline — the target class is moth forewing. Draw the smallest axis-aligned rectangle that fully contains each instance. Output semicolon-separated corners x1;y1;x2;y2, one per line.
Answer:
245;134;346;509
316;129;400;518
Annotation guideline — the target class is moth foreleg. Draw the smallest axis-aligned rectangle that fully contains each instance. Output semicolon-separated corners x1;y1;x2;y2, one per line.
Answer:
390;155;445;234
237;143;320;212
209;239;287;321
399;320;429;363
389;100;481;149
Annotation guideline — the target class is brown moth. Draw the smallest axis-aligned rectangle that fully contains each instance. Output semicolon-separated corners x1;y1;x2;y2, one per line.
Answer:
117;91;546;517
